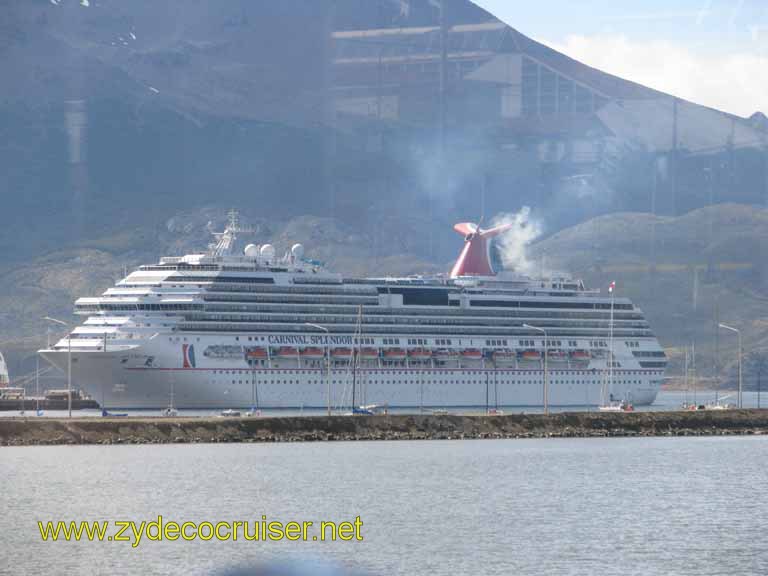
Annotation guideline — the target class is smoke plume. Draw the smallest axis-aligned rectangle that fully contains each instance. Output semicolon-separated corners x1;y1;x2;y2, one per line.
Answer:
491;207;542;275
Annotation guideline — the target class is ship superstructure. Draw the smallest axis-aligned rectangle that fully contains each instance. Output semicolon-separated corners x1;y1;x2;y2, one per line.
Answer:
40;211;667;409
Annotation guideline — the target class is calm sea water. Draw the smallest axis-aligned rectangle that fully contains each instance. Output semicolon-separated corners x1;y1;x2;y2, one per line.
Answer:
2;436;768;576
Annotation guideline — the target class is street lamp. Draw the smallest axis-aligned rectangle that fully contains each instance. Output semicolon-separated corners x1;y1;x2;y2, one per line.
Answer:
305;323;331;416
43;316;72;418
21;350;44;416
523;323;549;414
719;323;742;409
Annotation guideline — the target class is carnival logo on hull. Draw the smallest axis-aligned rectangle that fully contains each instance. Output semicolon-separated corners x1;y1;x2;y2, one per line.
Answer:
182;344;196;368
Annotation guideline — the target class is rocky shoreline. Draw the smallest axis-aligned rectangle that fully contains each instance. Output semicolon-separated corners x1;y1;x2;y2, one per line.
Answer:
2;410;768;446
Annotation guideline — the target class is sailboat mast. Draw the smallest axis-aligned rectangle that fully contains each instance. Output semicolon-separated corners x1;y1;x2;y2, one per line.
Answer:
358;305;365;405
352;305;362;409
684;346;689;405
692;341;697;406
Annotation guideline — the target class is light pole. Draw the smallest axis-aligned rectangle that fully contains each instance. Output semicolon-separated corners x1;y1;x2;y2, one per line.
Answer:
305;323;331;416
719;323;742;409
523;323;549;414
43;316;72;418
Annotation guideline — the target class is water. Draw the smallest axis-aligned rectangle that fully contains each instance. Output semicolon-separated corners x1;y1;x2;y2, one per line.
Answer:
3;436;768;576
2;390;765;418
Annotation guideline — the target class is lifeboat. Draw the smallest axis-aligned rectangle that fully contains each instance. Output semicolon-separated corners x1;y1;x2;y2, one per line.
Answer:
408;348;432;359
359;347;379;359
300;347;325;360
520;349;542;361
383;348;407;360
461;348;483;359
492;349;516;364
245;347;267;359
331;347;353;359
547;350;569;362
275;346;299;358
570;350;591;362
433;348;458;359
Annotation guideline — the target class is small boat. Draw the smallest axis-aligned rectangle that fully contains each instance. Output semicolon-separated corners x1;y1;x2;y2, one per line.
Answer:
331;347;353;358
101;409;128;417
683;394;735;411
433;348;458;359
703;403;734;411
598;400;634;412
520;350;541;361
220;409;242;417
349;404;388;416
487;408;505;415
408;348;432;359
547;350;569;362
461;348;483;359
383;348;406;360
570;350;591;362
300;347;325;359
359;347;379;359
160;407;178;417
245;347;268;358
275;346;299;358
492;350;516;364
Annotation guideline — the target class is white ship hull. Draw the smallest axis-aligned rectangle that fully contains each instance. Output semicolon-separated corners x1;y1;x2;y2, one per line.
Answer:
40;347;662;410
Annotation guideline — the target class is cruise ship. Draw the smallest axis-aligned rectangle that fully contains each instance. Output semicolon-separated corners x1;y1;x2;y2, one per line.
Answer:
40;212;667;410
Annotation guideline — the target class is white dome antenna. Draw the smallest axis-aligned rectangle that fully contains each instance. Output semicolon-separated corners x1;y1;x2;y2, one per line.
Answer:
291;243;305;262
260;244;275;262
244;244;260;258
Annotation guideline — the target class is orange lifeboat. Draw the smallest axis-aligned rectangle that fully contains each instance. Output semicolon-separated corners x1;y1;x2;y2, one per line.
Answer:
301;347;325;359
245;347;267;359
383;348;407;360
408;348;432;359
434;348;458;359
359;347;379;359
331;347;353;358
570;350;591;362
461;348;483;359
520;349;542;361
275;346;299;358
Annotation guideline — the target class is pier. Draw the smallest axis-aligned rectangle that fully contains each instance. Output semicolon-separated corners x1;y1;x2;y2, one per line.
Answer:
2;410;768;446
